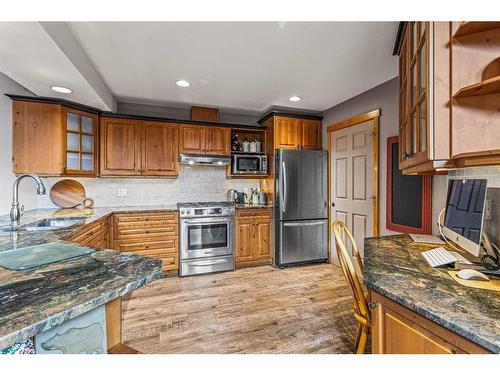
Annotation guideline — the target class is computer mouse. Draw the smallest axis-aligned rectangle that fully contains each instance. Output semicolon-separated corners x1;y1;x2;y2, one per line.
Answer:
457;269;490;281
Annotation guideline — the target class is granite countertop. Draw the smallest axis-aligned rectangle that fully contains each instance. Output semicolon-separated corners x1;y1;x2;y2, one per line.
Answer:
0;205;174;350
235;204;273;209
0;205;178;251
364;234;500;353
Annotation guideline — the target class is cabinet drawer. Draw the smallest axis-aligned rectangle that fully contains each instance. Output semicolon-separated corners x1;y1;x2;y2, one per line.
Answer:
67;220;103;243
123;248;178;271
114;212;178;224
117;238;178;252
115;223;178;238
236;208;272;219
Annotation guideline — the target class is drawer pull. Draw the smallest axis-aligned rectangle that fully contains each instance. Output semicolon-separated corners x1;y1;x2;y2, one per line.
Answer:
145;245;150;249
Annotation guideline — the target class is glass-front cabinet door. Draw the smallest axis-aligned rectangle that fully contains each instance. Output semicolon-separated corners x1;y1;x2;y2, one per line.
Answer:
63;108;98;176
399;22;429;170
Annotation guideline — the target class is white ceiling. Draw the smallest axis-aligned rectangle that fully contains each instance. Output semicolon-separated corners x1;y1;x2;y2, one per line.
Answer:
0;22;398;113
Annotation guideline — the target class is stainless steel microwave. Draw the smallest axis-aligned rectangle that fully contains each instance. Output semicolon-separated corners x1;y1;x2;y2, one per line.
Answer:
231;154;268;175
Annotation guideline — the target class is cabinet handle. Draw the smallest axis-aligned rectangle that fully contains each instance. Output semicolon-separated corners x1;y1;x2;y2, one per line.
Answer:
369;302;377;310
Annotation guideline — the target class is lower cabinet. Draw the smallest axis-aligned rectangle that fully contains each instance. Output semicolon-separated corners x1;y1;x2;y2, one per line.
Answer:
370;291;490;354
235;208;273;268
113;211;179;273
65;215;111;249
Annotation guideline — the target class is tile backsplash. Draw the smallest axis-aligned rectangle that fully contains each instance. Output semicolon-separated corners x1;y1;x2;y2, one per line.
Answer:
37;165;259;209
448;166;500;186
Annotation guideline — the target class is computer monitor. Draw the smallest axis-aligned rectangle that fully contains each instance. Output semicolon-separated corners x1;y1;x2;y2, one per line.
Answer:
442;178;487;258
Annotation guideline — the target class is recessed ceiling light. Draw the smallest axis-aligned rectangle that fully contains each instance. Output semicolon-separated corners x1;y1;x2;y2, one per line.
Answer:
289;96;301;102
176;80;191;87
51;86;72;94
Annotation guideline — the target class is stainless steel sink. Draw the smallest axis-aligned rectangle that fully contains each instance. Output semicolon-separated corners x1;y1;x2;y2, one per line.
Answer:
0;217;87;232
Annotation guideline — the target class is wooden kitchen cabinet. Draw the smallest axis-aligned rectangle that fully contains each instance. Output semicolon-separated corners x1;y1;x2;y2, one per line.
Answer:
12;100;98;176
235;208;273;268
370;291;490;354
178;125;206;154
65;215;112;249
273;115;321;150
100;117;178;177
398;22;452;175
179;124;230;155
142;121;179;176
206;127;231;155
299;118;322;150
450;22;500;166
113;211;179;274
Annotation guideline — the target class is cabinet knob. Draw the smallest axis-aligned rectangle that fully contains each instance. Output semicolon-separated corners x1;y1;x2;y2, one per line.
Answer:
32;122;38;128
369;302;378;310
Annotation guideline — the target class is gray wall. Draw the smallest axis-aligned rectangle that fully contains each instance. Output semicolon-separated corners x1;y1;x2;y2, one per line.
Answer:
321;77;446;235
0;73;37;216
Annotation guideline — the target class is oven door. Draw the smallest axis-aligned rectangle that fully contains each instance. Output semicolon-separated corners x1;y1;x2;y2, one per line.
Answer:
232;155;263;174
181;217;234;260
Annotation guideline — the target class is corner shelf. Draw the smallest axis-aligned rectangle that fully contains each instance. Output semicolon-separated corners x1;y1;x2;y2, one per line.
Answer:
453;22;500;38
454;75;500;98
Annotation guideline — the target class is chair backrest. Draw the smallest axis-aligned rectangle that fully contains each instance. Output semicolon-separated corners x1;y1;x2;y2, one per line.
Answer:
332;220;370;324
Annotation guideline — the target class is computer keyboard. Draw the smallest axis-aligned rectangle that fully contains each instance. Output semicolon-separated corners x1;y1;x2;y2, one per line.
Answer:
421;247;460;268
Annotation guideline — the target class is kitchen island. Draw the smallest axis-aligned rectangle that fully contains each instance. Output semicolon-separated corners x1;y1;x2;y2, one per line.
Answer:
364;234;499;354
0;206;174;353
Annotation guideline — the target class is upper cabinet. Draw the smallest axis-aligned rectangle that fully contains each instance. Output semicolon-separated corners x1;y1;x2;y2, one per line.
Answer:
178;124;230;155
398;22;500;174
274;115;322;150
398;22;451;174
100;117;178;177
450;22;500;167
12;100;98;176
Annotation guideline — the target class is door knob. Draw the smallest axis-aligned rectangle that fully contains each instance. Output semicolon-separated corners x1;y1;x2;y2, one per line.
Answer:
331;202;335;207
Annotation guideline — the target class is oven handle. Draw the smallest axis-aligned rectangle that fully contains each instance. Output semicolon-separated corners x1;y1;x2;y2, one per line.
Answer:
183;219;232;225
187;259;229;266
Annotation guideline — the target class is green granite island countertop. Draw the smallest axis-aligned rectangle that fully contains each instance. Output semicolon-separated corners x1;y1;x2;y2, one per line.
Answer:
0;206;177;351
364;234;500;353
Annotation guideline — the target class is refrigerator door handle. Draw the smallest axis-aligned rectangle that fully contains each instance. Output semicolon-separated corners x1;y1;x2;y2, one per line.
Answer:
282;161;287;213
283;220;326;227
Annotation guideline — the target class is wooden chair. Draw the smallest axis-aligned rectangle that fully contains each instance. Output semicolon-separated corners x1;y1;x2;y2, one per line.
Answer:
332;220;370;354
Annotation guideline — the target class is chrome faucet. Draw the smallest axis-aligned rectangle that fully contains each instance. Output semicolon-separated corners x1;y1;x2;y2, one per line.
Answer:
10;173;46;229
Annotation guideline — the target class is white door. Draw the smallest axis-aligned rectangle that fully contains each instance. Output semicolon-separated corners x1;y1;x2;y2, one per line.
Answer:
330;120;375;267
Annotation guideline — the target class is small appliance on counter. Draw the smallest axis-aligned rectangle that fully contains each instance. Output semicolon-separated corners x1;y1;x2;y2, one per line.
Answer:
178;202;235;277
227;189;247;204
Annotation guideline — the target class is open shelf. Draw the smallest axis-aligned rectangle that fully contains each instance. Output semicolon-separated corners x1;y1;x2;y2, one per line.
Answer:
454;22;500;38
454;75;500;98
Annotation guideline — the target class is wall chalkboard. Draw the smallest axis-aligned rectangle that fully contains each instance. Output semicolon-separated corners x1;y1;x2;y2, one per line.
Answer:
386;136;432;234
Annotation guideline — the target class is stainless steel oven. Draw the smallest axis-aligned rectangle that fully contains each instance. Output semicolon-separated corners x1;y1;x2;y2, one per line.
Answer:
178;202;235;276
231;154;268;175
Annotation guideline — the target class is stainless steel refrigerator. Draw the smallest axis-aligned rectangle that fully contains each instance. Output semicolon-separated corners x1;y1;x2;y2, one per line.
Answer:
275;149;328;267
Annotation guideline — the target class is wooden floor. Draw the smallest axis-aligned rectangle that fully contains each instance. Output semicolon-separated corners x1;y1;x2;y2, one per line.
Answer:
122;263;360;354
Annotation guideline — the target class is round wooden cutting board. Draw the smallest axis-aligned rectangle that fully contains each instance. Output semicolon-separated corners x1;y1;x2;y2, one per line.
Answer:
50;179;88;208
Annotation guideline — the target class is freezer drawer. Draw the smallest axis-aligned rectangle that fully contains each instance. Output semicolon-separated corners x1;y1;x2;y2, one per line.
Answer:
277;219;328;265
180;255;235;276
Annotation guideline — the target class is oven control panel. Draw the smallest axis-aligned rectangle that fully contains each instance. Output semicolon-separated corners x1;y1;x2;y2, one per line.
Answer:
179;205;235;218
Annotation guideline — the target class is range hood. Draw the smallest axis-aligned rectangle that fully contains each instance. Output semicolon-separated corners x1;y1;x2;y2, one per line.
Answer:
179;153;231;167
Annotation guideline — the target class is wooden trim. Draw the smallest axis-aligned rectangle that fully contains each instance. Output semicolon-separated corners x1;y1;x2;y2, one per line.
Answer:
373;116;379;237
386;136;432;234
326;108;380;244
326;109;381;133
105;298;122;350
257;110;323;124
